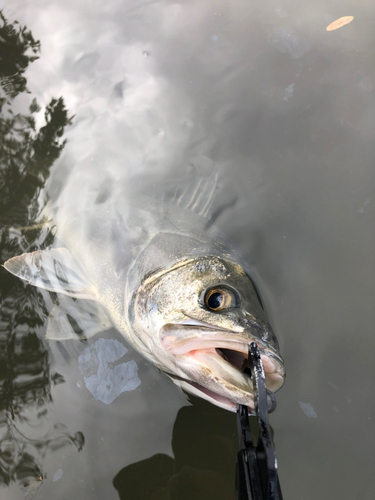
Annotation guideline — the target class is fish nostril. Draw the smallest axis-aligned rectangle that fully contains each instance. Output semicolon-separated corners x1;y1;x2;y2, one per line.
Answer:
243;311;257;321
266;389;277;412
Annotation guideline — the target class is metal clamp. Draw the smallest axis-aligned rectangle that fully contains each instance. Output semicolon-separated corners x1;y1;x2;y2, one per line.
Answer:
236;342;283;500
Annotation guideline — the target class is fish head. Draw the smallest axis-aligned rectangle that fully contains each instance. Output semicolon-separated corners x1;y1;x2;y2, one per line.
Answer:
131;256;285;412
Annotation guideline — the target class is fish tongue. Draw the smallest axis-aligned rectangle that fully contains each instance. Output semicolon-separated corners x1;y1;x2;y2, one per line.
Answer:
189;348;253;392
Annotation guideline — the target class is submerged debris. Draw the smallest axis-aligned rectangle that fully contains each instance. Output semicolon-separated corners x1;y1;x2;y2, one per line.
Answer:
78;339;141;404
299;401;317;418
53;469;64;482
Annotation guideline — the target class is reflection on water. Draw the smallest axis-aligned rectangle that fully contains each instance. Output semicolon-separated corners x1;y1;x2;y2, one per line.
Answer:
0;10;83;495
1;1;375;499
113;397;236;500
0;10;39;101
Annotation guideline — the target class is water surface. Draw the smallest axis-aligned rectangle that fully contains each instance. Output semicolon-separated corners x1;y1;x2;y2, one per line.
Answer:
1;1;374;499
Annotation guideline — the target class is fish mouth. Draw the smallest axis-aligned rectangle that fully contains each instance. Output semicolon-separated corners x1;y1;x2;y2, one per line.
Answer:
159;320;285;412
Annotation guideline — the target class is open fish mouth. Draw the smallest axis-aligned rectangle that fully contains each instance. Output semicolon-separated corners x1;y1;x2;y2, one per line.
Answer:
159;320;285;412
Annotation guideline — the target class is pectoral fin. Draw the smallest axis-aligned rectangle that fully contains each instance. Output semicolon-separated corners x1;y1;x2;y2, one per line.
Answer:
47;296;112;341
3;248;96;300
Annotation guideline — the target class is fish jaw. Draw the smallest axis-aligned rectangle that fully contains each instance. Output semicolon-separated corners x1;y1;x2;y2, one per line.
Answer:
158;322;285;412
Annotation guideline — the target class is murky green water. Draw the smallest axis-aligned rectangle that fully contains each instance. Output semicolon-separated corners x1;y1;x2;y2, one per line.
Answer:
1;1;374;499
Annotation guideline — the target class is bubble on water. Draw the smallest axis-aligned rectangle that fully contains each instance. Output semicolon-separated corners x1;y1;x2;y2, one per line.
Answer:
299;401;317;418
78;339;141;404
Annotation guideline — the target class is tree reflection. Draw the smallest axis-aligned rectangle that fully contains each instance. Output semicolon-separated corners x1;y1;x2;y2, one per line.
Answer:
0;9;81;493
0;10;40;102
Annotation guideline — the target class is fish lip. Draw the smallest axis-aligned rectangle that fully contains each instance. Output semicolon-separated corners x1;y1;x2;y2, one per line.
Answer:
166;374;276;414
165;370;255;412
173;377;250;413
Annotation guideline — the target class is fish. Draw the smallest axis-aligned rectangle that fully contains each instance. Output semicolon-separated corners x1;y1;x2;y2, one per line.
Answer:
3;175;285;412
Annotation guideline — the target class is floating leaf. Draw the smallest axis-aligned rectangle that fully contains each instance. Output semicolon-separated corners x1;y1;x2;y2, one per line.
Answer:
326;16;354;32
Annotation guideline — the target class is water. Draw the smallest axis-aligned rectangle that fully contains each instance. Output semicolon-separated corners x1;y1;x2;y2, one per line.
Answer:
1;1;374;499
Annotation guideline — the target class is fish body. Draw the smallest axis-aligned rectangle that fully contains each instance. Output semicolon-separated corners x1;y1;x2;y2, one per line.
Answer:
4;185;285;412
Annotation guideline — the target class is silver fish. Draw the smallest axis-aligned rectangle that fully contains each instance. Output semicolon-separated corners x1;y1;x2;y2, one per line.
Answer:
3;179;285;412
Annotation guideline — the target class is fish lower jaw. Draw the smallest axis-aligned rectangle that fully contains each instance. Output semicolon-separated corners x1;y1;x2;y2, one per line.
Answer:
173;378;255;413
169;349;256;411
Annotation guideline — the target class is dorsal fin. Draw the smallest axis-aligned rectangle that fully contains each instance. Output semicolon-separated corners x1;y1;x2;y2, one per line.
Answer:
174;172;218;218
159;157;219;220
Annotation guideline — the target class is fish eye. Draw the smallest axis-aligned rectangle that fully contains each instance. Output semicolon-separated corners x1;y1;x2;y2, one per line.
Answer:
204;287;238;311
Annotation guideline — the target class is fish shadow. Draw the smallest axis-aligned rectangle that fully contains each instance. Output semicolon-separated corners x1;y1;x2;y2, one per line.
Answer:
113;398;236;500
